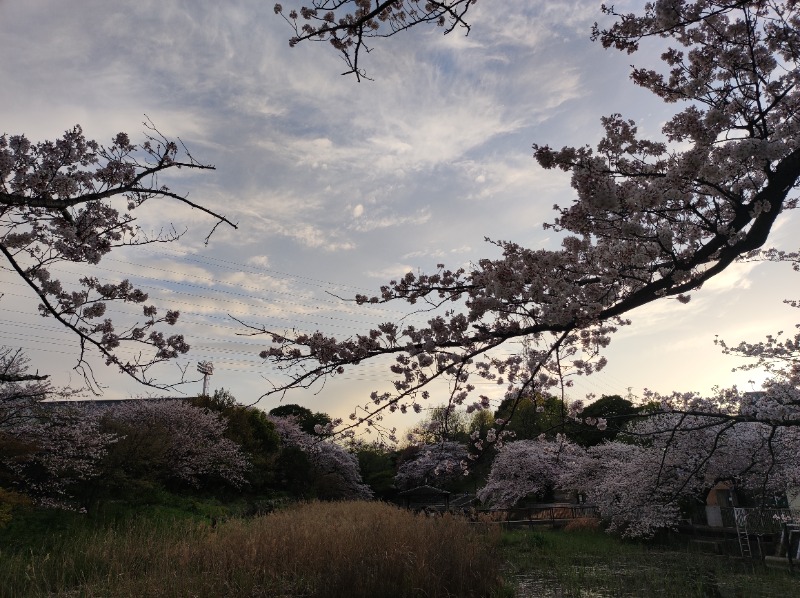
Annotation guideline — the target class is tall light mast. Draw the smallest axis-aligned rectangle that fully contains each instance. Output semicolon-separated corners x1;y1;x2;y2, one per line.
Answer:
196;361;214;396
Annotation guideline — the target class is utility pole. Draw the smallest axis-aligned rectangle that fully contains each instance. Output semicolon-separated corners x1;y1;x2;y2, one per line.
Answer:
197;361;214;396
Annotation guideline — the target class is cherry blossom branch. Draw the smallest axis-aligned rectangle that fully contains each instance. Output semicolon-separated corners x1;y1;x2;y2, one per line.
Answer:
0;348;51;401
0;244;185;390
0;372;48;383
275;0;476;80
592;1;753;53
0;124;235;390
259;0;800;438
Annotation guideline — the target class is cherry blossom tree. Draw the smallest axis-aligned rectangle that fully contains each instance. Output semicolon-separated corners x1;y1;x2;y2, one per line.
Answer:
560;440;684;537
270;415;373;499
557;409;800;537
1;399;250;507
473;414;718;535
0;122;235;390
98;399;250;490
394;439;468;489
477;436;585;508
548;292;800;539
0;402;115;507
261;0;800;445
1;348;83;506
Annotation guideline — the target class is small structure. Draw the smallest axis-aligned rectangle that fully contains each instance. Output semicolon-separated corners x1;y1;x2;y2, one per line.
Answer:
705;481;739;527
398;485;451;512
788;488;800;512
684;484;800;559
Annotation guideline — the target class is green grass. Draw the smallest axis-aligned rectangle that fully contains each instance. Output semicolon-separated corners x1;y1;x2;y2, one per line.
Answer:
500;528;800;597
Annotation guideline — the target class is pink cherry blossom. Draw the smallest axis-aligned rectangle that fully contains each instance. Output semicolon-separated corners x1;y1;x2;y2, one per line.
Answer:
1;369;249;506
100;399;249;488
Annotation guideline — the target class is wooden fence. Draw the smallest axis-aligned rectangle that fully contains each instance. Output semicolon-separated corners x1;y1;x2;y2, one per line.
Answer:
471;503;600;526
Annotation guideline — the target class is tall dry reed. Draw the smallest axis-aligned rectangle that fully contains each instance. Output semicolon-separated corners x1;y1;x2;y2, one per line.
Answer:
3;501;503;597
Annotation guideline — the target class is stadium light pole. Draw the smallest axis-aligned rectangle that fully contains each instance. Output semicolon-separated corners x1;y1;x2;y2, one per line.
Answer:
196;361;214;396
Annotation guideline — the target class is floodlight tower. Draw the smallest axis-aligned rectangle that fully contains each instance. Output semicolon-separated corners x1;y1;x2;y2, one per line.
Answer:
196;361;214;396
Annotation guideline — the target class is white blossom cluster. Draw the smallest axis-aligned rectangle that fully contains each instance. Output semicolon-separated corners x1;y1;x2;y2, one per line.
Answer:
477;435;583;508
481;411;800;538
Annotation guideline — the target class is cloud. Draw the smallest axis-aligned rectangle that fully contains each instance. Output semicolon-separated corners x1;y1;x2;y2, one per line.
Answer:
350;208;431;233
365;264;417;281
701;261;759;293
401;245;473;261
247;255;271;267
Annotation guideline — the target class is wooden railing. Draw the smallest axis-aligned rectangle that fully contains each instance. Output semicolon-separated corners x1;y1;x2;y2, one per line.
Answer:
692;506;798;532
475;503;600;524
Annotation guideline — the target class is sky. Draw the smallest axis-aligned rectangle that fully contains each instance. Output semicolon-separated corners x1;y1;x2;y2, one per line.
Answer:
1;0;798;436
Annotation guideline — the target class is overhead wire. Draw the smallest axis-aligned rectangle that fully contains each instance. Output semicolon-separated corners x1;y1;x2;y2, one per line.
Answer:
1;248;634;397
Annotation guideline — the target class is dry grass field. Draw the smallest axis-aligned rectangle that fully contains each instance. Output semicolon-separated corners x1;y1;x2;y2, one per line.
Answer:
1;501;504;597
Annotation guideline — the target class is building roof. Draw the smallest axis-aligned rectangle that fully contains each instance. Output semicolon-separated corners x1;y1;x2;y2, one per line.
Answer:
398;485;451;497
